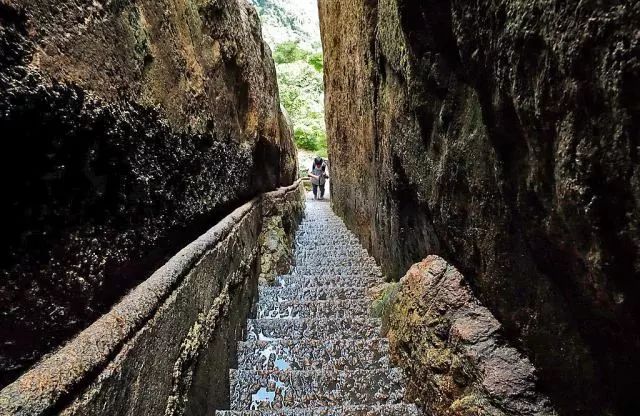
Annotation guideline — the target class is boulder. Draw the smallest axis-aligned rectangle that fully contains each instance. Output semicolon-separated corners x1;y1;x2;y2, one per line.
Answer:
385;256;556;416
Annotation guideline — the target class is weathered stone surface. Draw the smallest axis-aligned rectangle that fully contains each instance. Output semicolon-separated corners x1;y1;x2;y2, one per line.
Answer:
319;1;639;414
237;339;390;371
0;181;305;416
0;0;296;386
259;184;304;283
257;299;372;319
385;256;556;416
229;368;407;410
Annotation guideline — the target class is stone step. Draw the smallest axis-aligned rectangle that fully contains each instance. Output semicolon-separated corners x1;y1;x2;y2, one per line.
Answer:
291;267;380;277
296;222;352;229
237;339;390;371
229;368;407;410
292;258;378;269
264;275;380;289
295;232;362;242
295;226;355;232
293;247;371;255
293;242;363;249
246;318;382;341
293;241;363;249
293;247;369;256
257;300;372;319
216;403;420;415
292;258;377;268
258;286;369;303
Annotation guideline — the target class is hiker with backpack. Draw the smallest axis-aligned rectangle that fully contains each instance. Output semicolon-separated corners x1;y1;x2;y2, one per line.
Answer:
309;156;329;200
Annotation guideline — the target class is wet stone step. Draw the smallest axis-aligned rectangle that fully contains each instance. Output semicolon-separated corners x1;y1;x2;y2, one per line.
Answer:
294;247;369;256
246;318;382;341
294;237;361;244
294;231;359;239
295;233;359;240
292;258;379;269
264;274;380;289
257;300;372;319
229;368;407;410
292;257;376;267
292;265;381;276
236;339;390;371
258;286;370;303
215;403;420;415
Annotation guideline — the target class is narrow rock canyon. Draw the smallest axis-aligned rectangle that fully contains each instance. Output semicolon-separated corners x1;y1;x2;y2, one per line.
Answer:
0;0;638;415
319;1;639;415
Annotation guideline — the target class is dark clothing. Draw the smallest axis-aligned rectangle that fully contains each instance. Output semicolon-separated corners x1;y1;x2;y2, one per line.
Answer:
312;183;325;198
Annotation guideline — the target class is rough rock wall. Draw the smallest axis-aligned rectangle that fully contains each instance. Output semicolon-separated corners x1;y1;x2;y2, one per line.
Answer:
319;1;639;414
0;0;297;387
258;183;305;283
383;256;556;416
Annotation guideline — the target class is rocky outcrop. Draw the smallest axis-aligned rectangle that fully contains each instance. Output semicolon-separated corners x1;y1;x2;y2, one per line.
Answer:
384;256;556;416
0;0;296;387
319;1;639;414
258;179;305;283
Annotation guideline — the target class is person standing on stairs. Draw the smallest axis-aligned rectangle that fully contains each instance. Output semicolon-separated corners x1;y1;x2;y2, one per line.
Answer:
309;156;329;200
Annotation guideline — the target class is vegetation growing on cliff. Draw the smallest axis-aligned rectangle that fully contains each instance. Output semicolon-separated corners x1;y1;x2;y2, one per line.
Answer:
273;42;326;156
250;0;326;157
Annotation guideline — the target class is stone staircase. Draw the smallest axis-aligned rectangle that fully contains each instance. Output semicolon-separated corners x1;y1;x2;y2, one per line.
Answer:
216;199;419;415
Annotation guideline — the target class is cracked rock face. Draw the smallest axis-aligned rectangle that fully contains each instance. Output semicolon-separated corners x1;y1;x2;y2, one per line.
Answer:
0;0;296;387
319;1;639;414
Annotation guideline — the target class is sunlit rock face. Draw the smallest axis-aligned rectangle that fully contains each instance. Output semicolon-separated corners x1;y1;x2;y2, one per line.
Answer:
319;1;639;414
0;0;296;387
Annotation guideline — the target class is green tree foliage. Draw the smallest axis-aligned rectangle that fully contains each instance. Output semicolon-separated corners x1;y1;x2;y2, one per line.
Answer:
273;41;326;155
307;52;323;72
273;41;309;64
274;42;323;71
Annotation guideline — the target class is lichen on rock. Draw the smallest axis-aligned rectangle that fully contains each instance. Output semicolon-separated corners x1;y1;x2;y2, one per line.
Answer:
258;184;305;284
259;215;291;283
384;255;557;416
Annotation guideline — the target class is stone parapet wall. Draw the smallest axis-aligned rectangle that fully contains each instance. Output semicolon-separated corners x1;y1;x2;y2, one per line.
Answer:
0;181;304;416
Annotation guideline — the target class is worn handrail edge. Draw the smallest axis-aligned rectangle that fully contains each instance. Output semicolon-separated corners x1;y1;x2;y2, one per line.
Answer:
0;179;304;414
